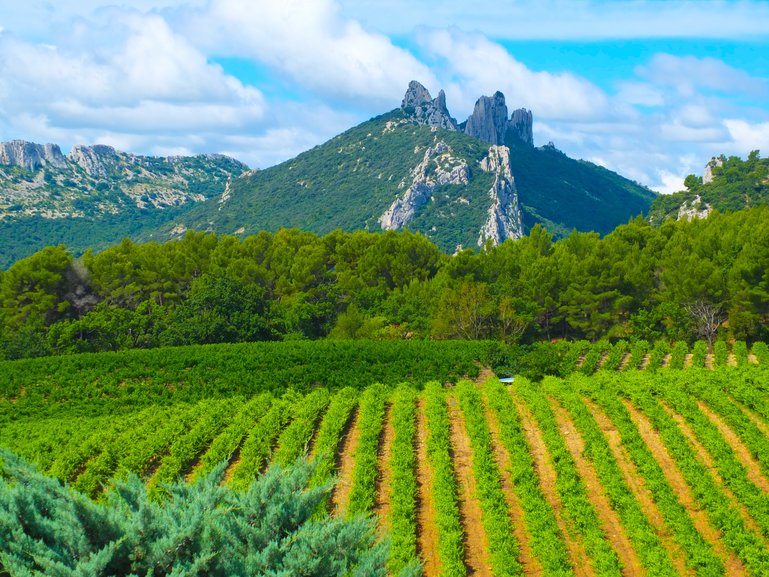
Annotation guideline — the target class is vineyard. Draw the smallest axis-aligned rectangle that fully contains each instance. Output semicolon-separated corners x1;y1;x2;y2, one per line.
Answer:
2;342;769;576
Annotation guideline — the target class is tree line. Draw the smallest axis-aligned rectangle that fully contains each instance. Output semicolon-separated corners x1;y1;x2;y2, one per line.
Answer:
1;206;767;359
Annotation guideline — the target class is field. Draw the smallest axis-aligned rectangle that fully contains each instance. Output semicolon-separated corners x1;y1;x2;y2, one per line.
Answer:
2;341;769;576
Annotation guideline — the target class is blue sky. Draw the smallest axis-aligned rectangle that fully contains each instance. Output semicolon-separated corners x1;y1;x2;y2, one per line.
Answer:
1;1;768;193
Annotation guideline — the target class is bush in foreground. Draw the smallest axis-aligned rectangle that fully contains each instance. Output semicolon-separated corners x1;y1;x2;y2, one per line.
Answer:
0;449;419;577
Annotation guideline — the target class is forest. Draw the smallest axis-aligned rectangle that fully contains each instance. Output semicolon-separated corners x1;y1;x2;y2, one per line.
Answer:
1;206;768;360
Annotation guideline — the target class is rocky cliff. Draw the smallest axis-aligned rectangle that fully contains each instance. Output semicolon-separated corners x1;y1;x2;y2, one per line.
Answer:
0;140;67;171
400;81;458;131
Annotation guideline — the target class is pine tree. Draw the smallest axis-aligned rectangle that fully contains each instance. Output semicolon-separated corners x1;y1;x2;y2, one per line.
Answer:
0;449;420;577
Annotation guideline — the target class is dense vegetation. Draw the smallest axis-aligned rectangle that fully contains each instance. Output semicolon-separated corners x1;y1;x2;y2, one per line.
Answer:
0;451;416;577
165;108;654;251
505;137;655;237
649;150;769;221
3;359;768;576
0;153;246;267
1;205;768;359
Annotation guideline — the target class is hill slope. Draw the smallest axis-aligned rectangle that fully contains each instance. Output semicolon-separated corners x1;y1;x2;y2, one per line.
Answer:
649;151;769;222
159;82;656;251
0;141;247;267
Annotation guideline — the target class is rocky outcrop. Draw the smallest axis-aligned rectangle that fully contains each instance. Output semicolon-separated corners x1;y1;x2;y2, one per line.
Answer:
703;157;724;184
464;92;509;145
464;93;534;147
68;144;120;177
477;145;523;246
677;195;712;221
0;140;67;170
400;81;458;130
507;108;533;146
379;141;469;230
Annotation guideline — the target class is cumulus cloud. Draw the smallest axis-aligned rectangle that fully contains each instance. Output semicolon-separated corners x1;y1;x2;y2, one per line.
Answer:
724;120;769;153
182;0;435;107
415;28;609;121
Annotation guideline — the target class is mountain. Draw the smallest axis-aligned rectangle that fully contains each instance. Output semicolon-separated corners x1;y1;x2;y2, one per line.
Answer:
648;151;769;223
0;141;247;267
158;81;656;252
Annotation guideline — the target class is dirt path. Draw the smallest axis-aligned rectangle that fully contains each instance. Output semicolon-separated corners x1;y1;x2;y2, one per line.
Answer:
474;367;496;385
697;400;769;493
375;402;395;532
332;408;361;516
618;352;632;371
660;401;769;547
585;398;693;577
222;445;243;483
483;396;543;576
622;399;746;577
446;395;493;577
552;399;645;577
416;397;441;577
514;394;594;577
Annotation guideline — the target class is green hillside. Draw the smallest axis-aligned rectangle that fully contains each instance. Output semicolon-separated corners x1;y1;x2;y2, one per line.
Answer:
649;150;769;222
0;150;247;268
158;110;498;252
506;138;657;237
161;108;655;251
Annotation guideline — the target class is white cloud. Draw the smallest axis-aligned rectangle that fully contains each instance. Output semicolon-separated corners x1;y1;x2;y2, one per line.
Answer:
183;0;434;107
636;54;767;97
416;28;609;121
724;119;769;153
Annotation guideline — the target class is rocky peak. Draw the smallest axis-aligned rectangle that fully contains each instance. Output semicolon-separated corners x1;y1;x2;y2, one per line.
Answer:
68;144;121;177
464;92;509;145
0;140;67;170
400;81;458;131
507;108;533;146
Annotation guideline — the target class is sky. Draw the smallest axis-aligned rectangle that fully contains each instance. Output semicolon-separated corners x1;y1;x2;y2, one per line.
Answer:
1;1;768;193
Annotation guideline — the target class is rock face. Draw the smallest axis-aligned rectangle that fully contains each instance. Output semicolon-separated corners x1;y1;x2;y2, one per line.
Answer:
677;194;712;221
464;92;510;145
0;140;67;170
68;145;120;177
507;108;534;146
379;141;469;230
464;93;534;147
703;157;724;184
400;81;535;147
400;81;458;130
477;145;523;246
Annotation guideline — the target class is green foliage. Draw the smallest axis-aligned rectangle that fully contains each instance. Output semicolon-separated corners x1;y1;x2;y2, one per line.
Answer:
691;340;709;368
272;388;331;466
388;386;419;574
628;340;649;370
347;384;389;515
601;340;629;371
309;388;359;487
650;151;769;222
4;205;769;356
423;382;465;577
647;340;668;372
580;339;611;375
0;450;414;577
732;341;749;367
484;379;573;575
668;341;689;370
0;153;246;267
0;340;491;422
753;341;769;365
713;341;729;368
550;380;679;576
517;379;623;576
456;382;522;577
